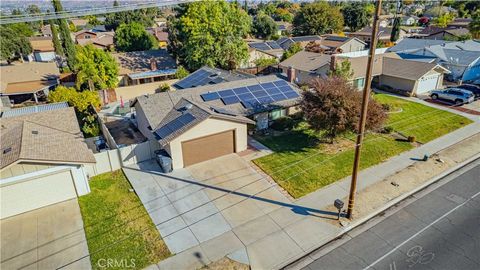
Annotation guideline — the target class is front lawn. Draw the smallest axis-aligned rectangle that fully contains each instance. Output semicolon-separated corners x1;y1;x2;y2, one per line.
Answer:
375;94;473;143
253;94;472;198
78;170;170;269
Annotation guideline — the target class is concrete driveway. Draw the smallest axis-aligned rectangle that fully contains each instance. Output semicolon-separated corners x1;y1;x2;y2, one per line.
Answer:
123;154;339;269
0;199;91;270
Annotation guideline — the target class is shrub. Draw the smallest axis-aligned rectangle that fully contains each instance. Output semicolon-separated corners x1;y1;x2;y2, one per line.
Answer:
270;117;296;131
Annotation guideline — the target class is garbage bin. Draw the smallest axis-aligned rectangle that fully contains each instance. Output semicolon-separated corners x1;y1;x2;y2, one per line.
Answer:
155;150;173;173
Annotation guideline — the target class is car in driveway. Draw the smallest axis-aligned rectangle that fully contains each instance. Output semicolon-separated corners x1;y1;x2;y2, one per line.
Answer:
430;88;475;105
449;84;480;99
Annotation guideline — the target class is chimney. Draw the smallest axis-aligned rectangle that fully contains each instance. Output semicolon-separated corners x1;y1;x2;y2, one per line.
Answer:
330;55;337;71
150;58;157;71
287;66;295;83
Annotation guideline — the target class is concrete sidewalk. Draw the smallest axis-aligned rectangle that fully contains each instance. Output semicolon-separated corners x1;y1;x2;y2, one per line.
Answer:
147;120;480;270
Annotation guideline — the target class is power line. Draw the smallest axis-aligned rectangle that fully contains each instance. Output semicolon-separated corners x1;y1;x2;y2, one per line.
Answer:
0;0;196;25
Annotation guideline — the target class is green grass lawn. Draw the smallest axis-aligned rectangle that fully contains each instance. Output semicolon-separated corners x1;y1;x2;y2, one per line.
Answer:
253;94;472;198
78;170;170;270
375;94;473;143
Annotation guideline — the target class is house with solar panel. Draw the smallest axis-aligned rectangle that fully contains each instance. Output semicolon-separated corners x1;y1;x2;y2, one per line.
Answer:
130;75;301;169
113;49;177;86
173;66;255;90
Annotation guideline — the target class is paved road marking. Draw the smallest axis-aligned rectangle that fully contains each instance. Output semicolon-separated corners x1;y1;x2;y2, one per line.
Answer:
362;190;480;270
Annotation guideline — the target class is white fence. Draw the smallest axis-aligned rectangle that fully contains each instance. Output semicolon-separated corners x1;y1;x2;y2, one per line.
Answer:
84;140;160;177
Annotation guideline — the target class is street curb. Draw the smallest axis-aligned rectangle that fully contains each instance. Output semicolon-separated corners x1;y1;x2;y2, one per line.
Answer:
281;152;480;270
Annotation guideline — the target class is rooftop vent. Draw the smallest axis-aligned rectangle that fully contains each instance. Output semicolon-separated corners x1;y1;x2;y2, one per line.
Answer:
3;147;12;154
32;130;38;135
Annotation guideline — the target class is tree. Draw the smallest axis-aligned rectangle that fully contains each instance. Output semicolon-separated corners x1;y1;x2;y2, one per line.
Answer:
254;57;278;67
75;44;119;91
435;12;455;27
114;22;157;52
469;12;480;38
390;17;401;42
175;66;190;79
293;1;343;36
300;77;387;139
52;0;77;70
0;26;32;63
281;42;302;61
26;4;43;32
252;13;278;39
274;8;294;22
8;23;34;37
105;0;159;31
342;2;369;32
328;60;353;80
48;86;101;137
167;0;251;70
49;21;64;56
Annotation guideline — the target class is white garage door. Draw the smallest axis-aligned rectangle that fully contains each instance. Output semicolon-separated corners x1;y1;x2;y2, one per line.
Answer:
417;74;440;94
0;170;77;219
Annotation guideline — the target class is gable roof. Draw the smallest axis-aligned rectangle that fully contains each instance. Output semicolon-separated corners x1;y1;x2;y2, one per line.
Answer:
132;75;301;130
248;35;322;55
0;62;60;94
174;66;255;90
382;57;448;80
77;32;114;48
388;38;451;53
279;51;331;72
320;35;366;49
339;53;401;79
153;98;254;146
113;49;177;75
29;37;54;52
350;26;393;38
0;105;95;169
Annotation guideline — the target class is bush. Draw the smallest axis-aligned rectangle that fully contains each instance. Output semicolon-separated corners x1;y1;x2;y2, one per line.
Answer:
157;83;170;92
270;117;296;131
175;66;189;79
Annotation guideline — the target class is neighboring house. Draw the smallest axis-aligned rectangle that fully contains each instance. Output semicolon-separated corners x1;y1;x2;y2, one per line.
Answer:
244;47;279;68
347;26;406;45
417;26;471;40
448;18;473;29
113;49;177;86
28;37;56;62
278;50;331;84
0;62;60;104
40;24;52;37
147;27;169;48
131;75;301;168
275;21;292;36
320;35;367;53
336;53;449;95
69;18;88;29
173;66;255;90
247;35;323;62
76;31;115;50
389;38;480;82
0;102;96;219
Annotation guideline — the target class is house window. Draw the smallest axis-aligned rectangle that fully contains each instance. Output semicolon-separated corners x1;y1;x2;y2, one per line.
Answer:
84;35;91;39
269;109;287;120
353;77;365;89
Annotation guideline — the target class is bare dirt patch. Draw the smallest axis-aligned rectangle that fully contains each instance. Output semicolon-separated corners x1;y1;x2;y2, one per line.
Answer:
202;257;250;270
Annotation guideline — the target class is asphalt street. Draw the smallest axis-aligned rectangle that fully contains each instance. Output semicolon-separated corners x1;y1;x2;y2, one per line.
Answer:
302;160;480;270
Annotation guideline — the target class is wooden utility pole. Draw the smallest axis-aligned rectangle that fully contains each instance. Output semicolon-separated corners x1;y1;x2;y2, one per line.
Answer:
346;0;382;220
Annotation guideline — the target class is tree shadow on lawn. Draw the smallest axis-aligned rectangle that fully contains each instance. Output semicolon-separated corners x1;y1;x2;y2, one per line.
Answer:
254;129;327;153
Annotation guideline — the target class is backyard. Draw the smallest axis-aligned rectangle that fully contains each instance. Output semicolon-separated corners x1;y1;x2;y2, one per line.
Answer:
253;94;473;198
78;170;170;269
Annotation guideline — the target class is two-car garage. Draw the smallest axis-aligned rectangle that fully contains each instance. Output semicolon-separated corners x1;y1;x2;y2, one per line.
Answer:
182;130;236;167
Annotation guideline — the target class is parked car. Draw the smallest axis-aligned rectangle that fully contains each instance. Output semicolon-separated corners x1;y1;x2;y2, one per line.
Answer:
430;88;475;104
448;84;480;99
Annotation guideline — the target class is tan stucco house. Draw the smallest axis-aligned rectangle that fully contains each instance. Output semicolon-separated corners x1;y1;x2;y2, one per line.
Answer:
131;75;301;168
0;103;96;219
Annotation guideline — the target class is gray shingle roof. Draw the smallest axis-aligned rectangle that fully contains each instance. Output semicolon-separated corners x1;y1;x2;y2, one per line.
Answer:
132;75;300;131
388;38;451;53
0;106;95;169
153;98;254;146
279;51;331;72
173;66;254;90
113;49;177;75
382;57;443;80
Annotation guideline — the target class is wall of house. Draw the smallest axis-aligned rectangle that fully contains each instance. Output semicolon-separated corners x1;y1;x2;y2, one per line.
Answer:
442;62;467;81
243;50;277;69
134;102;156;141
168;118;248;169
339;40;366;53
34;51;56;62
76;32;96;40
0;163;54;179
379;75;417;93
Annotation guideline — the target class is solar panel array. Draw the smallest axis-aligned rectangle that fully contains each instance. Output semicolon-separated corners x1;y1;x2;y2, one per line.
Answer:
325;35;349;42
154;113;196;139
249;42;273;51
175;69;223;89
200;80;300;109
